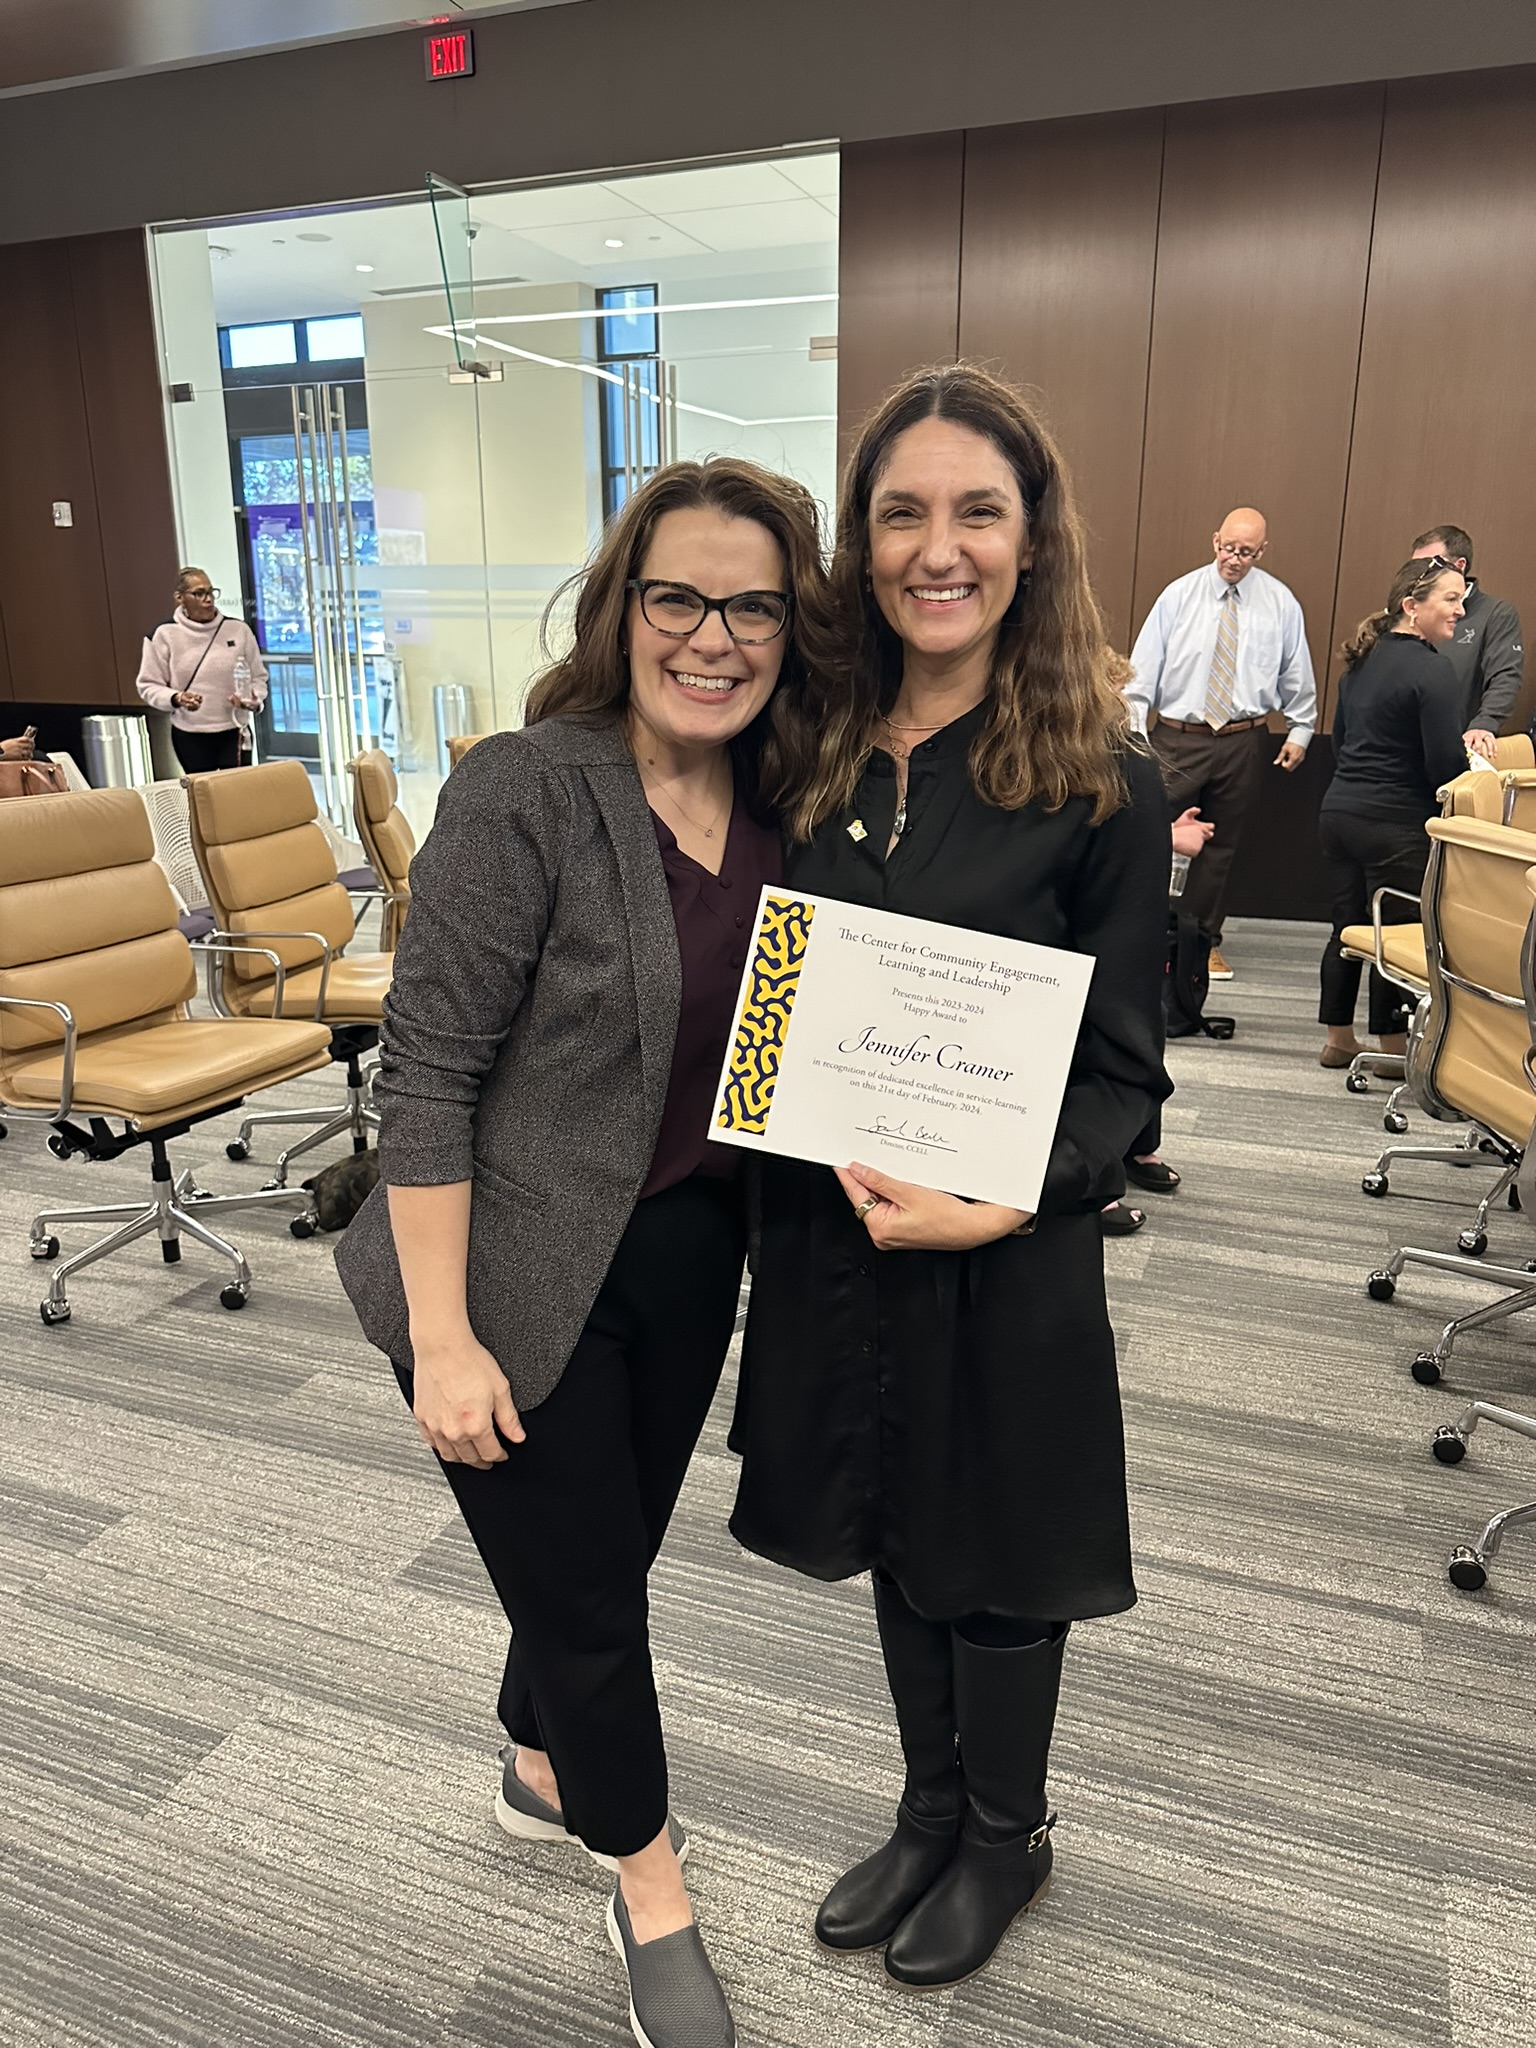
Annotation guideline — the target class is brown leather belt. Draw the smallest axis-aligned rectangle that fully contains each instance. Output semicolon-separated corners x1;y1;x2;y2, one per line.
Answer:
1156;715;1266;735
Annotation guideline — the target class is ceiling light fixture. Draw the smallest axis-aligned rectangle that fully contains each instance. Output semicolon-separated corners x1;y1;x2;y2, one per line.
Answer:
604;238;624;249
356;264;375;273
297;232;332;244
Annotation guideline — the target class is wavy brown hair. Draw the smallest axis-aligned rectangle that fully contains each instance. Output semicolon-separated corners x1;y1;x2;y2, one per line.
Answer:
771;363;1133;839
1342;557;1466;667
525;458;834;806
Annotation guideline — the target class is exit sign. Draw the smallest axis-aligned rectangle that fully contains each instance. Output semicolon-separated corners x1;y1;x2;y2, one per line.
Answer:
424;28;474;79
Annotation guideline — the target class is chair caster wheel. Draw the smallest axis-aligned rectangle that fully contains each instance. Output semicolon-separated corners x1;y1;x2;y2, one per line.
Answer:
1478;1137;1502;1154
1411;1353;1444;1385
1448;1547;1488;1592
1362;1173;1389;1197
1431;1427;1468;1465
289;1214;317;1240
1346;1071;1372;1095
1367;1271;1396;1301
220;1285;249;1311
39;1299;71;1326
226;1139;250;1161
47;1132;72;1160
1457;1229;1488;1257
260;1176;287;1193
30;1235;60;1262
1383;1112;1409;1135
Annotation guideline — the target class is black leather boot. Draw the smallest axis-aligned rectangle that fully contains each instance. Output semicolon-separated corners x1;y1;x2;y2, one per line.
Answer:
883;1623;1067;1990
815;1574;963;1952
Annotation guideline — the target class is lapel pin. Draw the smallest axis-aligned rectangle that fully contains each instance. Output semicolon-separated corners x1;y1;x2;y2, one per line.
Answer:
847;818;868;843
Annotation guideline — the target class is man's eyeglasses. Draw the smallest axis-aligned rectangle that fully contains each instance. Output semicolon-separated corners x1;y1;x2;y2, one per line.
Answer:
1215;542;1264;563
628;579;791;645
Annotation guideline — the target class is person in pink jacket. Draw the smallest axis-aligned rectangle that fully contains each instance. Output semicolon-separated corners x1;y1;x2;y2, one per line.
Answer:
136;566;268;773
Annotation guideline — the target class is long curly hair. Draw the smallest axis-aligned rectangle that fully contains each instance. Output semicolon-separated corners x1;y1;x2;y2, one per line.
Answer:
1342;557;1466;668
770;363;1133;840
525;458;835;810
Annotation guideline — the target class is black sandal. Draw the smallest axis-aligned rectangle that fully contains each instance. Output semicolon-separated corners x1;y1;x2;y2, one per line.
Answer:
1125;1156;1180;1194
1100;1202;1147;1236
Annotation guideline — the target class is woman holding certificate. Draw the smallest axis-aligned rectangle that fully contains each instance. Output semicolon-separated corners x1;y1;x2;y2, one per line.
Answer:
731;365;1172;1990
335;459;832;2048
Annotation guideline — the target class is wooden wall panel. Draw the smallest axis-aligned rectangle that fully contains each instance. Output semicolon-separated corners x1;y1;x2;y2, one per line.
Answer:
0;231;176;711
1332;67;1536;730
69;232;180;706
958;110;1164;652
1130;85;1384;694
0;241;118;705
837;134;963;469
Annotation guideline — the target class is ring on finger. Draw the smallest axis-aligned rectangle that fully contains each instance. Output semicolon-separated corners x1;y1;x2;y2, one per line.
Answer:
854;1195;878;1219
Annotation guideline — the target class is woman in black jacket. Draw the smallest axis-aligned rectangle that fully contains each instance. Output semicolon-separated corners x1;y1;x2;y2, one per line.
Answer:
1317;556;1469;1069
730;365;1171;1991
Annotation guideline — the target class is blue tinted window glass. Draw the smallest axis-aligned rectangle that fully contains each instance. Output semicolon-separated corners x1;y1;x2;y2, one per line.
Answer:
306;314;365;360
598;284;658;358
226;321;298;368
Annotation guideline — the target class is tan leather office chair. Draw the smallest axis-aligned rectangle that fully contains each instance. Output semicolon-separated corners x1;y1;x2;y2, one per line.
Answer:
446;733;487;769
1366;816;1536;1377
0;788;333;1324
347;750;414;951
1425;860;1536;1592
185;760;393;1185
1492;734;1535;771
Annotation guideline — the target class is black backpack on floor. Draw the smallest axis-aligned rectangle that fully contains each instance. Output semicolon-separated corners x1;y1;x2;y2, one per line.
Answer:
1165;912;1236;1040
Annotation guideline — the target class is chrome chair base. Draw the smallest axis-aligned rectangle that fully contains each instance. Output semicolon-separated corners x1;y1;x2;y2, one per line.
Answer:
30;1150;316;1326
228;1044;380;1186
1430;1401;1536;1589
1366;1244;1536;1383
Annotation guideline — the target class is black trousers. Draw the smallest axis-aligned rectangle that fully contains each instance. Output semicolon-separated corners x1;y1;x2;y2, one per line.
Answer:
1317;808;1429;1036
395;1173;746;1857
1151;723;1268;940
172;726;242;773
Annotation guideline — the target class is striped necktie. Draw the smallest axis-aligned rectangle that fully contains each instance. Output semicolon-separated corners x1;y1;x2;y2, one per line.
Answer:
1204;587;1240;729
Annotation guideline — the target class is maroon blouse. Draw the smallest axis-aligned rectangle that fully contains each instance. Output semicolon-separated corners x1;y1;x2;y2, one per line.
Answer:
640;800;783;1198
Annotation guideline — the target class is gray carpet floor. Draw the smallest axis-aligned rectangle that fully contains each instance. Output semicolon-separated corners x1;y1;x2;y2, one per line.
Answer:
2;915;1535;2047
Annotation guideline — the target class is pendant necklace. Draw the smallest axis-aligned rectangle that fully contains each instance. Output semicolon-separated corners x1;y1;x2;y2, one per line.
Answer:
880;711;943;839
647;773;729;842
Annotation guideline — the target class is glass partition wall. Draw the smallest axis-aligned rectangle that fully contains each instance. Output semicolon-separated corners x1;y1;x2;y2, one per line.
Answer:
149;151;839;832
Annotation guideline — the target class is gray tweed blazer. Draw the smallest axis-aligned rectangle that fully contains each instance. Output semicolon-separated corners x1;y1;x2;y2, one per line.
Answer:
333;717;683;1409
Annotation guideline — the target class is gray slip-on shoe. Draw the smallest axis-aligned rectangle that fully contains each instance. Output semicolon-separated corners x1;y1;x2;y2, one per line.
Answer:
606;1884;736;2048
494;1747;690;1871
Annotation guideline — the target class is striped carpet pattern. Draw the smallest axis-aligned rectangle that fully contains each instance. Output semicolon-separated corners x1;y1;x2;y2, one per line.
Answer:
2;915;1534;2046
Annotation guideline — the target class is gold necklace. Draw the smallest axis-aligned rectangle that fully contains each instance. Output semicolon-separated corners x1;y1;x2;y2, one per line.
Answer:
646;773;731;842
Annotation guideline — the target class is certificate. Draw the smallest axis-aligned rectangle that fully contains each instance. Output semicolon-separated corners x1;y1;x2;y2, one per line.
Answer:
709;889;1095;1213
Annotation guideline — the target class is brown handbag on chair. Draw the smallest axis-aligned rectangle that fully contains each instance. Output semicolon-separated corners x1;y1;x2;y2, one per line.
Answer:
0;759;68;800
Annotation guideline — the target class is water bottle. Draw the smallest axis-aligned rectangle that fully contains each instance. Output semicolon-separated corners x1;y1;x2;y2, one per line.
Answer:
232;656;252;754
1169;850;1191;898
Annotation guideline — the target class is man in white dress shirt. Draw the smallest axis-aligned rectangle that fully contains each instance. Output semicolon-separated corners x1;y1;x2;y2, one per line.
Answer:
1125;508;1316;978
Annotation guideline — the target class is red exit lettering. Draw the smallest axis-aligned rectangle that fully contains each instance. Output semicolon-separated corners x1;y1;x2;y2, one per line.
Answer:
424;30;474;79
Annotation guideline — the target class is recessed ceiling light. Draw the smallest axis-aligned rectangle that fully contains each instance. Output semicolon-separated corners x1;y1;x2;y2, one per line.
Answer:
604;238;624;249
208;244;232;261
648;235;661;243
297;231;332;244
271;238;286;246
356;264;375;273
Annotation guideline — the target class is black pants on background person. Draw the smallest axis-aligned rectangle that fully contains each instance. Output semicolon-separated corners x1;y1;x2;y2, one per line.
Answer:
392;1172;746;1858
1317;809;1429;1037
172;727;242;774
1151;721;1267;939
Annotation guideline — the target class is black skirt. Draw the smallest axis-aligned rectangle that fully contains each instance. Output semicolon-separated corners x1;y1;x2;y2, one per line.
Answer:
730;1156;1136;1624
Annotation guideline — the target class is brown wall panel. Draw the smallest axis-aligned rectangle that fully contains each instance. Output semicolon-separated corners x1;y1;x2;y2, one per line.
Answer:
68;232;181;705
1130;85;1384;698
1332;67;1536;729
837;134;964;468
0;232;177;710
958;109;1164;650
0;241;118;705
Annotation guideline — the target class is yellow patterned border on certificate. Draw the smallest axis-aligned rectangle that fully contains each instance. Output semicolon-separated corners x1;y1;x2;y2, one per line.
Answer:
716;895;815;1135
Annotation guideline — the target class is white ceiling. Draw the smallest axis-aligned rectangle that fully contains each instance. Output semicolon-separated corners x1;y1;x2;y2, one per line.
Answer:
193;154;839;327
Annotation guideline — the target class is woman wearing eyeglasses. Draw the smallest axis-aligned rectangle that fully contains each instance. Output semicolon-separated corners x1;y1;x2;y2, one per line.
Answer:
1318;555;1470;1069
135;567;268;773
729;365;1171;1992
336;459;832;2048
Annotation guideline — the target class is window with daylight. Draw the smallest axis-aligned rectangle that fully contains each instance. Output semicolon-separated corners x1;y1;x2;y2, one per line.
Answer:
597;284;660;522
223;321;298;369
305;315;366;361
